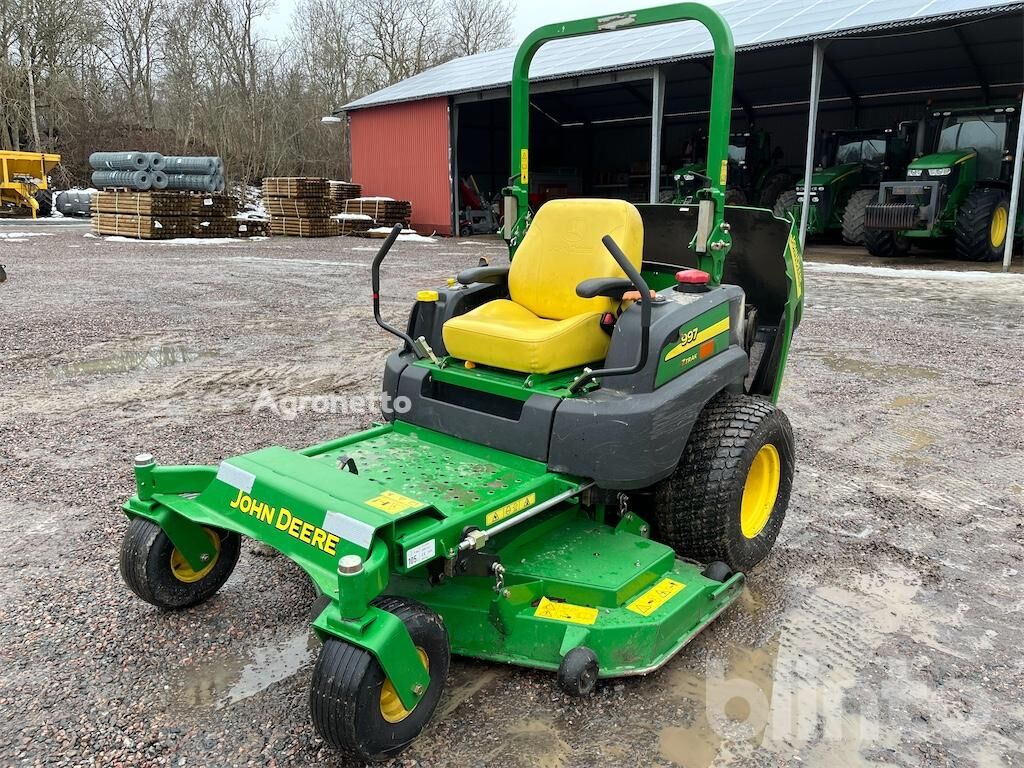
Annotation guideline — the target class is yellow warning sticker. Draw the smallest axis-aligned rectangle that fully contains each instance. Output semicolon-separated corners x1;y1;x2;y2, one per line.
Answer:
534;597;598;625
365;490;423;515
627;578;686;616
787;236;803;299
719;159;729;186
521;149;530;184
486;493;536;526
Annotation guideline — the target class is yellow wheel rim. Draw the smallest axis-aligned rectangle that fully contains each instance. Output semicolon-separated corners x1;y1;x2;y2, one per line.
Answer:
740;444;781;539
990;206;1008;249
169;528;221;583
380;648;429;723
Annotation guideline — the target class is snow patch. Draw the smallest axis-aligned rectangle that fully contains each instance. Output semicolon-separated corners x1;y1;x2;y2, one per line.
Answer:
804;261;1024;282
0;232;55;239
366;227;437;244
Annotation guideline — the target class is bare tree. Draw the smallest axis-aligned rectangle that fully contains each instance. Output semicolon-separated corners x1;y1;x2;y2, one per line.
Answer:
446;0;511;57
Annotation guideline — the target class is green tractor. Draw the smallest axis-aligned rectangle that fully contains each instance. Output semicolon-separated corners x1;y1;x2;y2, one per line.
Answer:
773;127;912;244
672;129;794;207
864;104;1022;260
117;4;804;762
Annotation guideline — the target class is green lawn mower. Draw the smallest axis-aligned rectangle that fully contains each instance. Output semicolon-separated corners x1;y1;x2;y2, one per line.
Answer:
672;128;794;207
773;126;912;244
864;103;1022;260
117;3;804;762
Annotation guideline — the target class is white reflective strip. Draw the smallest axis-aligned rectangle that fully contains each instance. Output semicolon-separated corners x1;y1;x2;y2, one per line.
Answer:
216;462;255;494
323;511;375;549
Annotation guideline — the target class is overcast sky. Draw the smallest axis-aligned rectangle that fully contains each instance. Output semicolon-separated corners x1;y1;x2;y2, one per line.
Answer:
262;0;688;42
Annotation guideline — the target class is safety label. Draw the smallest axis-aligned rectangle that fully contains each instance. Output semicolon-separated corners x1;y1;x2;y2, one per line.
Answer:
626;578;686;616
365;490;423;515
534;596;598;626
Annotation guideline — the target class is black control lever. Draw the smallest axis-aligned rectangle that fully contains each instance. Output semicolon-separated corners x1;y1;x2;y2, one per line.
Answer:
568;235;653;394
371;223;419;354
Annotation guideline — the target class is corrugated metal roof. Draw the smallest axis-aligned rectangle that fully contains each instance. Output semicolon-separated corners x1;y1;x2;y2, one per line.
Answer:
344;0;1024;111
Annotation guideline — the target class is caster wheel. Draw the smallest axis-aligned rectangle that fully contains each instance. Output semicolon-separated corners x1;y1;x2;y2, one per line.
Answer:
119;517;240;609
310;597;449;762
702;561;735;582
558;647;599;697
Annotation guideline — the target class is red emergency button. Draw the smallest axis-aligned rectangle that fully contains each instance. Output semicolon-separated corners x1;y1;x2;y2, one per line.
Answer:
675;268;710;285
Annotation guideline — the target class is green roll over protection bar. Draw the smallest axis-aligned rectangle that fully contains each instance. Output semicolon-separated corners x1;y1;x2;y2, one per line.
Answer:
507;3;736;284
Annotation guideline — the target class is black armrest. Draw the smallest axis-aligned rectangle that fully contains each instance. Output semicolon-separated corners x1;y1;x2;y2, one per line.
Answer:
457;265;510;285
576;277;635;300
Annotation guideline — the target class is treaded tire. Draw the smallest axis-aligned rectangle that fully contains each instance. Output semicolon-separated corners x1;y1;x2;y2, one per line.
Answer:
310;596;449;762
954;188;1010;262
702;561;735;583
651;393;795;572
759;173;794;208
558;647;599;697
773;190;798;221
33;189;53;217
725;187;748;206
864;228;910;258
841;189;877;246
119;517;240;609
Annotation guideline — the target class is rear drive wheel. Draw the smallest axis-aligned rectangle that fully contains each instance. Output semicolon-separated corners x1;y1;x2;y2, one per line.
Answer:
841;189;878;245
773;190;798;221
33;189;53;217
651;393;794;572
310;597;449;762
119;517;240;609
864;228;910;258
759;173;794;208
954;188;1010;262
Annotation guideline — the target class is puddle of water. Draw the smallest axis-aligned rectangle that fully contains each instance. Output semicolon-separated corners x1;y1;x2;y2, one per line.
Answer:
180;629;318;709
51;343;201;378
815;353;941;381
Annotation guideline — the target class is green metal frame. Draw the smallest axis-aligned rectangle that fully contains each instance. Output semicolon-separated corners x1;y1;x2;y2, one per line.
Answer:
507;3;736;284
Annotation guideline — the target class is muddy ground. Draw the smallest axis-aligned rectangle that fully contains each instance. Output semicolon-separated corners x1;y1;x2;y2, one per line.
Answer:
1;221;1023;768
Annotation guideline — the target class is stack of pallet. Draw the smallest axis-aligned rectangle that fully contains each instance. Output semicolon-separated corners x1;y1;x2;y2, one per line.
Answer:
263;177;339;237
340;197;412;229
92;191;193;239
192;193;238;237
334;213;374;236
328;181;362;211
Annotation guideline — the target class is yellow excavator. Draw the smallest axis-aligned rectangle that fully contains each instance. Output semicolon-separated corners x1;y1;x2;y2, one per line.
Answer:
0;150;61;218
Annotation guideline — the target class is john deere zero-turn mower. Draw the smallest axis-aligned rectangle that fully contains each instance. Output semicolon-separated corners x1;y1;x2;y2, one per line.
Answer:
773;127;912;245
864;104;1022;260
117;4;804;762
672;129;794;207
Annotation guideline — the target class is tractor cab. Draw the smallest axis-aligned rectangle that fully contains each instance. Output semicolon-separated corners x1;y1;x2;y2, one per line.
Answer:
673;129;793;207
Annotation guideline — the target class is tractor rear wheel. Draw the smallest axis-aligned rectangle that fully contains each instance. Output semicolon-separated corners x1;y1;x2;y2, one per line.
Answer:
33;189;53;217
864;228;910;258
773;190;798;221
841;189;877;245
725;187;748;206
954;188;1010;262
759;173;794;209
310;597;449;763
119;517;240;609
650;393;794;572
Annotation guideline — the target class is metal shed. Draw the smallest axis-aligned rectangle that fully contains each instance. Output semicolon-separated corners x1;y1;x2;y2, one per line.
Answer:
343;0;1024;261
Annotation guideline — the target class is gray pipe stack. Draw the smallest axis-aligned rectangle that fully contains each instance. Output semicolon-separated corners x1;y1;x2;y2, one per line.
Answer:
90;151;225;192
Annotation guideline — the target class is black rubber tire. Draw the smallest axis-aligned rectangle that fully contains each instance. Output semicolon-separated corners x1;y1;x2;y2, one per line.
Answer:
864;228;910;258
33;189;53;217
773;190;798;221
758;173;794;209
310;596;449;762
119;517;240;610
841;189;878;246
558;647;599;697
954;188;1010;262
725;187;748;206
651;393;795;572
702;561;735;583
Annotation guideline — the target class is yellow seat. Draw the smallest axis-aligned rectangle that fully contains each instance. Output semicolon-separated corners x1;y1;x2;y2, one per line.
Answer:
442;199;644;374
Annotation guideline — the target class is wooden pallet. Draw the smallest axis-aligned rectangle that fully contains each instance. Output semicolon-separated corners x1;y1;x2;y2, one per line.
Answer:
190;193;235;218
93;191;192;217
263;198;336;219
93;213;193;239
262;177;330;199
339;197;412;227
270;216;340;237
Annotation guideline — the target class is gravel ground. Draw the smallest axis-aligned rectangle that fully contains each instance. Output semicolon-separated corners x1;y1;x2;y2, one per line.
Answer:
1;222;1023;768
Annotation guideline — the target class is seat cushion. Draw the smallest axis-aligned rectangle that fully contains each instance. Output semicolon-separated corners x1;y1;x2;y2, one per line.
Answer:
442;299;610;375
509;199;644;321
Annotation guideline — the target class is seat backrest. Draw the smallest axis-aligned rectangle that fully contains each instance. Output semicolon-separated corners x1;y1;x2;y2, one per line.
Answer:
509;199;644;320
